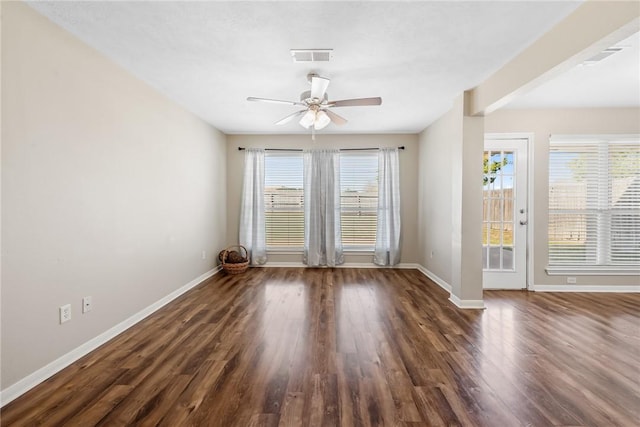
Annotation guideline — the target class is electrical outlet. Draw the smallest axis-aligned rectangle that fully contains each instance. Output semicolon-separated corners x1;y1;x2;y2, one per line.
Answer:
82;296;92;313
201;250;207;260
567;276;577;284
59;304;71;324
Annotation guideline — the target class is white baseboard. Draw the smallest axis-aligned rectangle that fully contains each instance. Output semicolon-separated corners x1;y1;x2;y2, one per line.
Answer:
483;284;527;290
414;265;452;293
449;294;486;310
532;284;640;293
414;265;485;309
0;267;221;407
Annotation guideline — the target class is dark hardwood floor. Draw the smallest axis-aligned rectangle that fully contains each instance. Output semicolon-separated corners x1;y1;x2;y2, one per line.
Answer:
2;268;639;426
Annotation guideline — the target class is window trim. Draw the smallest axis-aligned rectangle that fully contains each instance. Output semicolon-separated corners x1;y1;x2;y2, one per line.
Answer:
545;266;640;276
546;134;640;274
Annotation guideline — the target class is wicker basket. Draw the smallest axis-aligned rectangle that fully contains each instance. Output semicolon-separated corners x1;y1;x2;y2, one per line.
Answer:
220;245;249;275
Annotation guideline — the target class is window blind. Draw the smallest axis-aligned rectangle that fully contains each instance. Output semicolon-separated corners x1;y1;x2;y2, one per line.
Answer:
340;153;378;249
548;136;640;268
264;153;304;248
262;151;381;251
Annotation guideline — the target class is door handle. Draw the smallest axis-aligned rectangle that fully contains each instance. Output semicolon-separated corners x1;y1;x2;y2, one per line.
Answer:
519;220;528;225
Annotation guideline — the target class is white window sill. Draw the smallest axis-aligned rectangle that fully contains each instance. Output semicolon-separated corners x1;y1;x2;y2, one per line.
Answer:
267;249;374;255
343;249;374;254
546;266;640;276
267;248;374;255
267;249;303;255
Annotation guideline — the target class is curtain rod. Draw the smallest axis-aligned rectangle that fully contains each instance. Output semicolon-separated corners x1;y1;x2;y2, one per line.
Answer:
238;146;405;152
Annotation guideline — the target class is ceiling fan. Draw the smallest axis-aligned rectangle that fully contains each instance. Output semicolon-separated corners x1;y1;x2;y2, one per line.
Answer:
247;73;382;138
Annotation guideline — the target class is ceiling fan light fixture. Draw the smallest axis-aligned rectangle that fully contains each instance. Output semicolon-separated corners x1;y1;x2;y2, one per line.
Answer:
314;110;331;130
299;110;316;129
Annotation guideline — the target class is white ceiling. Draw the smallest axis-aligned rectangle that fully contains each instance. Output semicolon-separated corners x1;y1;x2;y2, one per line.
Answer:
27;1;585;134
506;31;640;109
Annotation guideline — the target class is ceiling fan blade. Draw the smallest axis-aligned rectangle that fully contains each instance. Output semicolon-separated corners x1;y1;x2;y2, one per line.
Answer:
247;97;304;106
324;109;348;126
275;110;307;125
310;76;330;100
328;97;382;107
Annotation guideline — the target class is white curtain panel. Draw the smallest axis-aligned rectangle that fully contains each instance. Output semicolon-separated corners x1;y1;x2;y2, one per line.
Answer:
239;148;267;265
374;148;402;266
303;149;344;267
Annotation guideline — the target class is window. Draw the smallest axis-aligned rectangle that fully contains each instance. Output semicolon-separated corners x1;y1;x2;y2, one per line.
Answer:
482;149;515;270
263;151;380;250
548;136;640;271
264;153;304;249
340;153;378;249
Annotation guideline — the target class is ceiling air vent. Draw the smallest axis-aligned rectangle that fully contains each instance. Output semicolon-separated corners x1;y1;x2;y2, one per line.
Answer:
290;49;333;63
581;47;625;66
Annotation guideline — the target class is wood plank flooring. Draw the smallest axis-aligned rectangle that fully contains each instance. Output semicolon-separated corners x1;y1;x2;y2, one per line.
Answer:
2;268;639;426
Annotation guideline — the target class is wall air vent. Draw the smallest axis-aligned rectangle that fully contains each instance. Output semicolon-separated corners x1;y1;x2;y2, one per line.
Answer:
581;47;625;66
290;49;333;63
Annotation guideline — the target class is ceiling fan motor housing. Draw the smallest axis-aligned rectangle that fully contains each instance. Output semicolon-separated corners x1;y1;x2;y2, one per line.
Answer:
300;90;328;104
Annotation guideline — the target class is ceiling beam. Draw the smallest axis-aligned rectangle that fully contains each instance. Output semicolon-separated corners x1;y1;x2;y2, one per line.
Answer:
468;0;640;116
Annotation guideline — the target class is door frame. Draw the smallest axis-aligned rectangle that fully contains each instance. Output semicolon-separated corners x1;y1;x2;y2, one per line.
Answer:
484;133;535;290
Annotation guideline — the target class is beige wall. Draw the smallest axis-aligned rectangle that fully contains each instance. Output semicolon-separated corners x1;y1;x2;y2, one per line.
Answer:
457;114;484;301
418;96;484;303
485;107;640;288
417;104;459;283
226;134;419;265
1;2;227;390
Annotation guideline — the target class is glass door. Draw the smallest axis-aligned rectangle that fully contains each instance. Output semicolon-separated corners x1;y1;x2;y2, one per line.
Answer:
483;138;528;289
